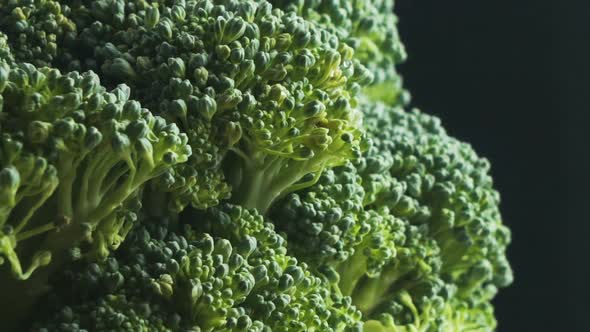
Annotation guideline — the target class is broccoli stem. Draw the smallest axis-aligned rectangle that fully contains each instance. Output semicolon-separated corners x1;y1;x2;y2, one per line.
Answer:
362;320;398;332
335;247;369;297
13;182;57;235
229;148;328;214
352;263;412;316
362;79;405;106
56;158;76;219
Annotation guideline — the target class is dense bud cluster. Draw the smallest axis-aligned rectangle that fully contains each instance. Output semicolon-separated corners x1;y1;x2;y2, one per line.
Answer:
270;0;409;105
0;56;190;280
361;100;513;296
33;205;363;331
271;99;512;330
0;0;77;68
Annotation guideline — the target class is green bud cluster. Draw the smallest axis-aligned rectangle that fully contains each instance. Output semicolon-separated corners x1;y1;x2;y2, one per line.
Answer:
361;100;513;297
1;0;373;212
271;159;448;330
0;33;15;64
32;204;363;331
0;59;191;280
269;0;410;106
0;1;513;331
0;0;77;68
0;132;58;280
271;98;512;331
186;204;364;331
270;0;406;84
365;295;497;332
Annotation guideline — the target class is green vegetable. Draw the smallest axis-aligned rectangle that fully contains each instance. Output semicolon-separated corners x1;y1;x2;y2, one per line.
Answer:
1;0;373;213
0;1;512;331
270;0;408;103
271;98;512;330
33;204;362;331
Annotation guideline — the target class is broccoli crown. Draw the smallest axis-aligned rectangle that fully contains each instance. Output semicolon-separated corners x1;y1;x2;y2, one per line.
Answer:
271;99;512;330
271;160;448;330
0;1;513;331
32;204;363;331
361;101;513;295
0;56;191;280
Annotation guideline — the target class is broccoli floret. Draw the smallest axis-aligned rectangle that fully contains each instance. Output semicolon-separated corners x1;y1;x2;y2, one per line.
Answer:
271;161;446;329
270;0;406;84
2;0;373;213
361;101;513;296
0;132;58;280
0;33;15;65
365;295;497;332
32;204;363;331
0;0;77;68
270;99;512;330
434;296;497;332
32;295;176;332
270;0;410;106
188;204;363;330
0;55;193;330
0;60;191;271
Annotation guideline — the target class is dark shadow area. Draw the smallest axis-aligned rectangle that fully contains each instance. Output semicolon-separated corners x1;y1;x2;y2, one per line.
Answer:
395;0;586;330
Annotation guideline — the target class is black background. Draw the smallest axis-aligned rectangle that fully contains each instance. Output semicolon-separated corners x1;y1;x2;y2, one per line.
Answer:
395;1;587;331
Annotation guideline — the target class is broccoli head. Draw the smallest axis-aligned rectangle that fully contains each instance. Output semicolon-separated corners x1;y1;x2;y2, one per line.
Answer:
0;1;514;331
361;100;513;296
0;58;191;281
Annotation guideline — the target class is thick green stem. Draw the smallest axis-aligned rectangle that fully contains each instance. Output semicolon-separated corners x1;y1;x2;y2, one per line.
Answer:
14;182;57;234
229;147;331;214
56;159;76;220
231;158;315;214
336;250;368;297
353;263;411;316
231;166;268;211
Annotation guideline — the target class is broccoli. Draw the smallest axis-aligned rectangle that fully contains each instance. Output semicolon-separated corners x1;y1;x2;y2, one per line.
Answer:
0;55;191;270
269;0;408;104
1;0;374;213
0;44;191;326
32;204;362;331
270;99;512;330
0;0;512;331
